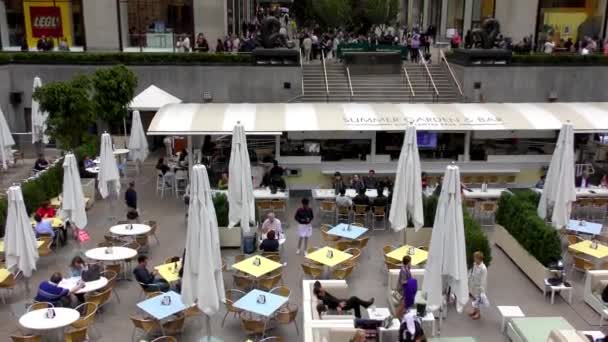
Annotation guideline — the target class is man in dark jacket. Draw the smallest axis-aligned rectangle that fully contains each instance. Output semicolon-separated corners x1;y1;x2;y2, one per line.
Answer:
133;255;169;292
313;281;374;318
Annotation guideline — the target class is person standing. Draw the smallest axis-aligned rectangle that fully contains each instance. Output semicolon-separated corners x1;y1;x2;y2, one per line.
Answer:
295;198;314;255
468;251;488;320
303;34;312;63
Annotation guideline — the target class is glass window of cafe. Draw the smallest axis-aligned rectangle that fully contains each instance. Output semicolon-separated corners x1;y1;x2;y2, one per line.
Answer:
471;0;496;28
279;133;372;162
376;132;465;161
536;0;608;47
126;0;194;49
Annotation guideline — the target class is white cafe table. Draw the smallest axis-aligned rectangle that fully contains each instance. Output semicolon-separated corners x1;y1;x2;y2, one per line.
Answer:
462;188;506;200
113;148;130;156
110;223;151;236
19;308;80;335
85;166;99;174
59;276;108;294
534;187;608;198
212;189;289;200
85;246;137;262
312;188;388;200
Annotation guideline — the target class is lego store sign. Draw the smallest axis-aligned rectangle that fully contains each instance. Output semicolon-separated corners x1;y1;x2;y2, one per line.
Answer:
29;6;63;37
24;1;73;47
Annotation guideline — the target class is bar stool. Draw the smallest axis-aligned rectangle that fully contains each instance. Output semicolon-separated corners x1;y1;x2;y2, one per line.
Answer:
319;200;336;225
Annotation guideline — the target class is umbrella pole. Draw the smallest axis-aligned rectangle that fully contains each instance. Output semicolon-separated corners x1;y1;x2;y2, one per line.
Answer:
123;118;128;148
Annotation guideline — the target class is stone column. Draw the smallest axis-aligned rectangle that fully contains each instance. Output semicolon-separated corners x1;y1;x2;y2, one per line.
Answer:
194;0;226;45
0;1;9;49
440;0;449;40
82;0;119;50
463;0;473;35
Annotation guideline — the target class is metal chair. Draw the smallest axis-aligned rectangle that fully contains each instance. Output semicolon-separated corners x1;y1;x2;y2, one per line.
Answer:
301;263;323;279
0;270;21;303
85;288;112;311
464;199;478;218
275;303;299;335
222;289;246;327
10;334;42;342
156;170;174;198
28;302;53;312
344;247;362;264
271;200;287;221
372;206;386;230
37;236;53;256
269;286;290;298
353;205;368;227
71;302;98;330
147;220;160;245
336;205;350;224
130;315;161;341
174;169;188;198
331;264;354;280
240;311;268;339
319;200;336;225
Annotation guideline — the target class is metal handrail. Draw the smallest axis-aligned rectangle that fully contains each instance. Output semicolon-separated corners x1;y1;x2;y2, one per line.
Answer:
440;49;463;97
419;49;439;100
321;52;330;99
299;48;304;95
402;65;415;98
346;66;354;99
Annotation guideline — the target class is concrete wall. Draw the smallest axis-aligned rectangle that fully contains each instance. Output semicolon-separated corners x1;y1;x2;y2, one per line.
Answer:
1;64;301;132
82;0;120;51
495;0;538;43
452;64;608;103
195;0;226;43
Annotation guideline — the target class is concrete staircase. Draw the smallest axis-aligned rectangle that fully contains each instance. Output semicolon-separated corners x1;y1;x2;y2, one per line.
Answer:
297;61;462;103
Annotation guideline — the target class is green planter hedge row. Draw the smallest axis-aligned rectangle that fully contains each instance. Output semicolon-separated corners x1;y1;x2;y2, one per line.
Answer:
496;190;562;266
0;159;64;236
0;52;253;65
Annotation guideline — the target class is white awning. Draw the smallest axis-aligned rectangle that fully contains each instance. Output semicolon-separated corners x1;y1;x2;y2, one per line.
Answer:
129;85;182;111
147;102;608;135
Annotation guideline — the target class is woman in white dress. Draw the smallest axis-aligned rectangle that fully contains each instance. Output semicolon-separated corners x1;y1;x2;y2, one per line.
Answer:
468;251;488;320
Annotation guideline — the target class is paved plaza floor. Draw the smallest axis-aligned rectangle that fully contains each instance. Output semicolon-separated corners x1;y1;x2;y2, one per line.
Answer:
0;157;606;341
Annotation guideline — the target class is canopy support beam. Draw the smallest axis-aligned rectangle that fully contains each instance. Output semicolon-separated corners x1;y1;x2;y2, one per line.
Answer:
464;131;471;162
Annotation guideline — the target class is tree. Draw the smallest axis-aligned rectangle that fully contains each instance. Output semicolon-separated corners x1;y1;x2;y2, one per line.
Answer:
364;0;399;28
312;0;353;29
32;75;94;149
92;65;138;128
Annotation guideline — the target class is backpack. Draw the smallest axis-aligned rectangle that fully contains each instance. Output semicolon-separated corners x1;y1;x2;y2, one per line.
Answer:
81;264;101;282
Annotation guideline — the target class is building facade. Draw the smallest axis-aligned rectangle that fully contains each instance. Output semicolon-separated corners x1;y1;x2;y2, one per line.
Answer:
0;0;606;50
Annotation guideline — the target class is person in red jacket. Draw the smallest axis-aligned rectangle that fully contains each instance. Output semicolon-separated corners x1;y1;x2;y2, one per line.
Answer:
36;201;56;218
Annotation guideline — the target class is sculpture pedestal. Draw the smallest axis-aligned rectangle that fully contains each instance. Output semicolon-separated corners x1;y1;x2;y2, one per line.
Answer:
449;48;512;65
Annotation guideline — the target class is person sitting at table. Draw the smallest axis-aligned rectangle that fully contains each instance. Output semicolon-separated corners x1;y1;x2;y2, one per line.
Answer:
576;171;593;188
218;172;229;190
353;188;371;211
178;148;188;168
270;159;284;178
313;281;374;318
259;230;280;253
35;272;84;307
68;256;88;277
333;172;347;195
33;153;49;172
336;188;353;210
36;200;56;218
34;214;54;239
535;175;546;189
270;174;287;190
83;155;95;169
601;174;608;188
372;184;388;209
350;174;365;193
363;169;377;189
261;212;282;236
133;255;170;292
156;157;174;186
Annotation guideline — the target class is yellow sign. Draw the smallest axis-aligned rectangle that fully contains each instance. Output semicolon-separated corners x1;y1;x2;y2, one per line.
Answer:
23;0;73;48
543;11;588;41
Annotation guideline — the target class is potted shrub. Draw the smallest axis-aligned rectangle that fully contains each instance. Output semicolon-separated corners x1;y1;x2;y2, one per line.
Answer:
213;193;241;248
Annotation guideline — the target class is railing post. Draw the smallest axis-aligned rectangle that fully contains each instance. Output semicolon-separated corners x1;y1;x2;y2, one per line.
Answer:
322;52;329;99
440;50;464;101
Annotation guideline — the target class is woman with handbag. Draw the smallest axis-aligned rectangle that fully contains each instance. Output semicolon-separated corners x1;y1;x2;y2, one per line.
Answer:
468;251;488;320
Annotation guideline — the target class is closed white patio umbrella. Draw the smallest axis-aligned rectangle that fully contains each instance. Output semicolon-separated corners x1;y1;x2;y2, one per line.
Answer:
0;107;15;170
182;164;225;337
127;110;149;164
98;133;121;199
228;123;255;233
389;125;424;232
31;76;49;145
422;165;469;318
61;153;87;229
5;185;39;278
538;123;576;229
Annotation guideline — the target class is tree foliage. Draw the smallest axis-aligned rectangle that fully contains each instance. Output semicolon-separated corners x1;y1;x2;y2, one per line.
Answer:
364;0;400;26
32;75;94;149
92;65;137;124
312;0;353;28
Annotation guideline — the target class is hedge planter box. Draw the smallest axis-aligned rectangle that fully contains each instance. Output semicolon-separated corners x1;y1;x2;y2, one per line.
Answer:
494;224;550;291
219;226;241;248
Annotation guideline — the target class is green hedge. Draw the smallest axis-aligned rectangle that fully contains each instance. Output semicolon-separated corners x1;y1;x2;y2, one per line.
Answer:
0;52;253;65
0;159;64;236
212;192;229;227
496;190;562;266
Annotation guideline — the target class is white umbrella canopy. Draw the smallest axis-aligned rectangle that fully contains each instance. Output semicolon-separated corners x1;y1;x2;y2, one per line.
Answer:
127;110;149;163
228;123;255;232
422;165;469;313
182;164;225;315
97;133;121;199
0;107;15;170
61;153;87;228
389;125;424;231
537;123;576;229
4;186;39;277
31;76;49;144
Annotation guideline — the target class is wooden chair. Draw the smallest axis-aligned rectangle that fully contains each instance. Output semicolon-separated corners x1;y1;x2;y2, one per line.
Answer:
86;288;112;311
320;227;341;246
344;248;361;264
258;272;282;291
184;304;202;320
567;234;584;245
372;206;386;230
222;289;246;327
337;205;350;223
335;240;352;251
332;264;354;280
164;256;181;264
97;241;113;248
100;270;120;303
104;234;125;245
275;303;299;335
71;302;98;330
478;201;498;226
146;220;160;245
383;245;396;256
135;234;149;253
233;273;255;292
37;236;53;256
591;198;608;222
130;315;161;341
123;241;141;253
385;260;401;271
320;200;336;225
104;264;122;278
64;327;88;342
301;263;323;279
0;270;21;303
570;255;594;280
240;311;267;339
151;337;178;342
10;334;41;342
263;254;281;263
162;314;185;336
269;286;290;298
353;205;368;226
234;254;247;263
354;236;370;249
28;302;52;311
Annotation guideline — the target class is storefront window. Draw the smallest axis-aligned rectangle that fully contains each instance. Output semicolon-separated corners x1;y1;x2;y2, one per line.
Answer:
5;0;25;46
126;0;194;50
537;0;607;49
471;0;495;28
446;0;465;35
280;134;371;162
376;132;465;161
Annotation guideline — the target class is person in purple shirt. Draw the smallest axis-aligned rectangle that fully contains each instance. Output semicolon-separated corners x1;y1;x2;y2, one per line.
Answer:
34;214;54;238
35;272;84;307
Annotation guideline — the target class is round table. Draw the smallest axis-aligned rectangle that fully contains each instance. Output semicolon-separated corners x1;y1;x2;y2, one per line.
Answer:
85;167;99;174
19;308;80;331
113;148;130;155
85;246;137;262
58;276;108;294
110;223;151;236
